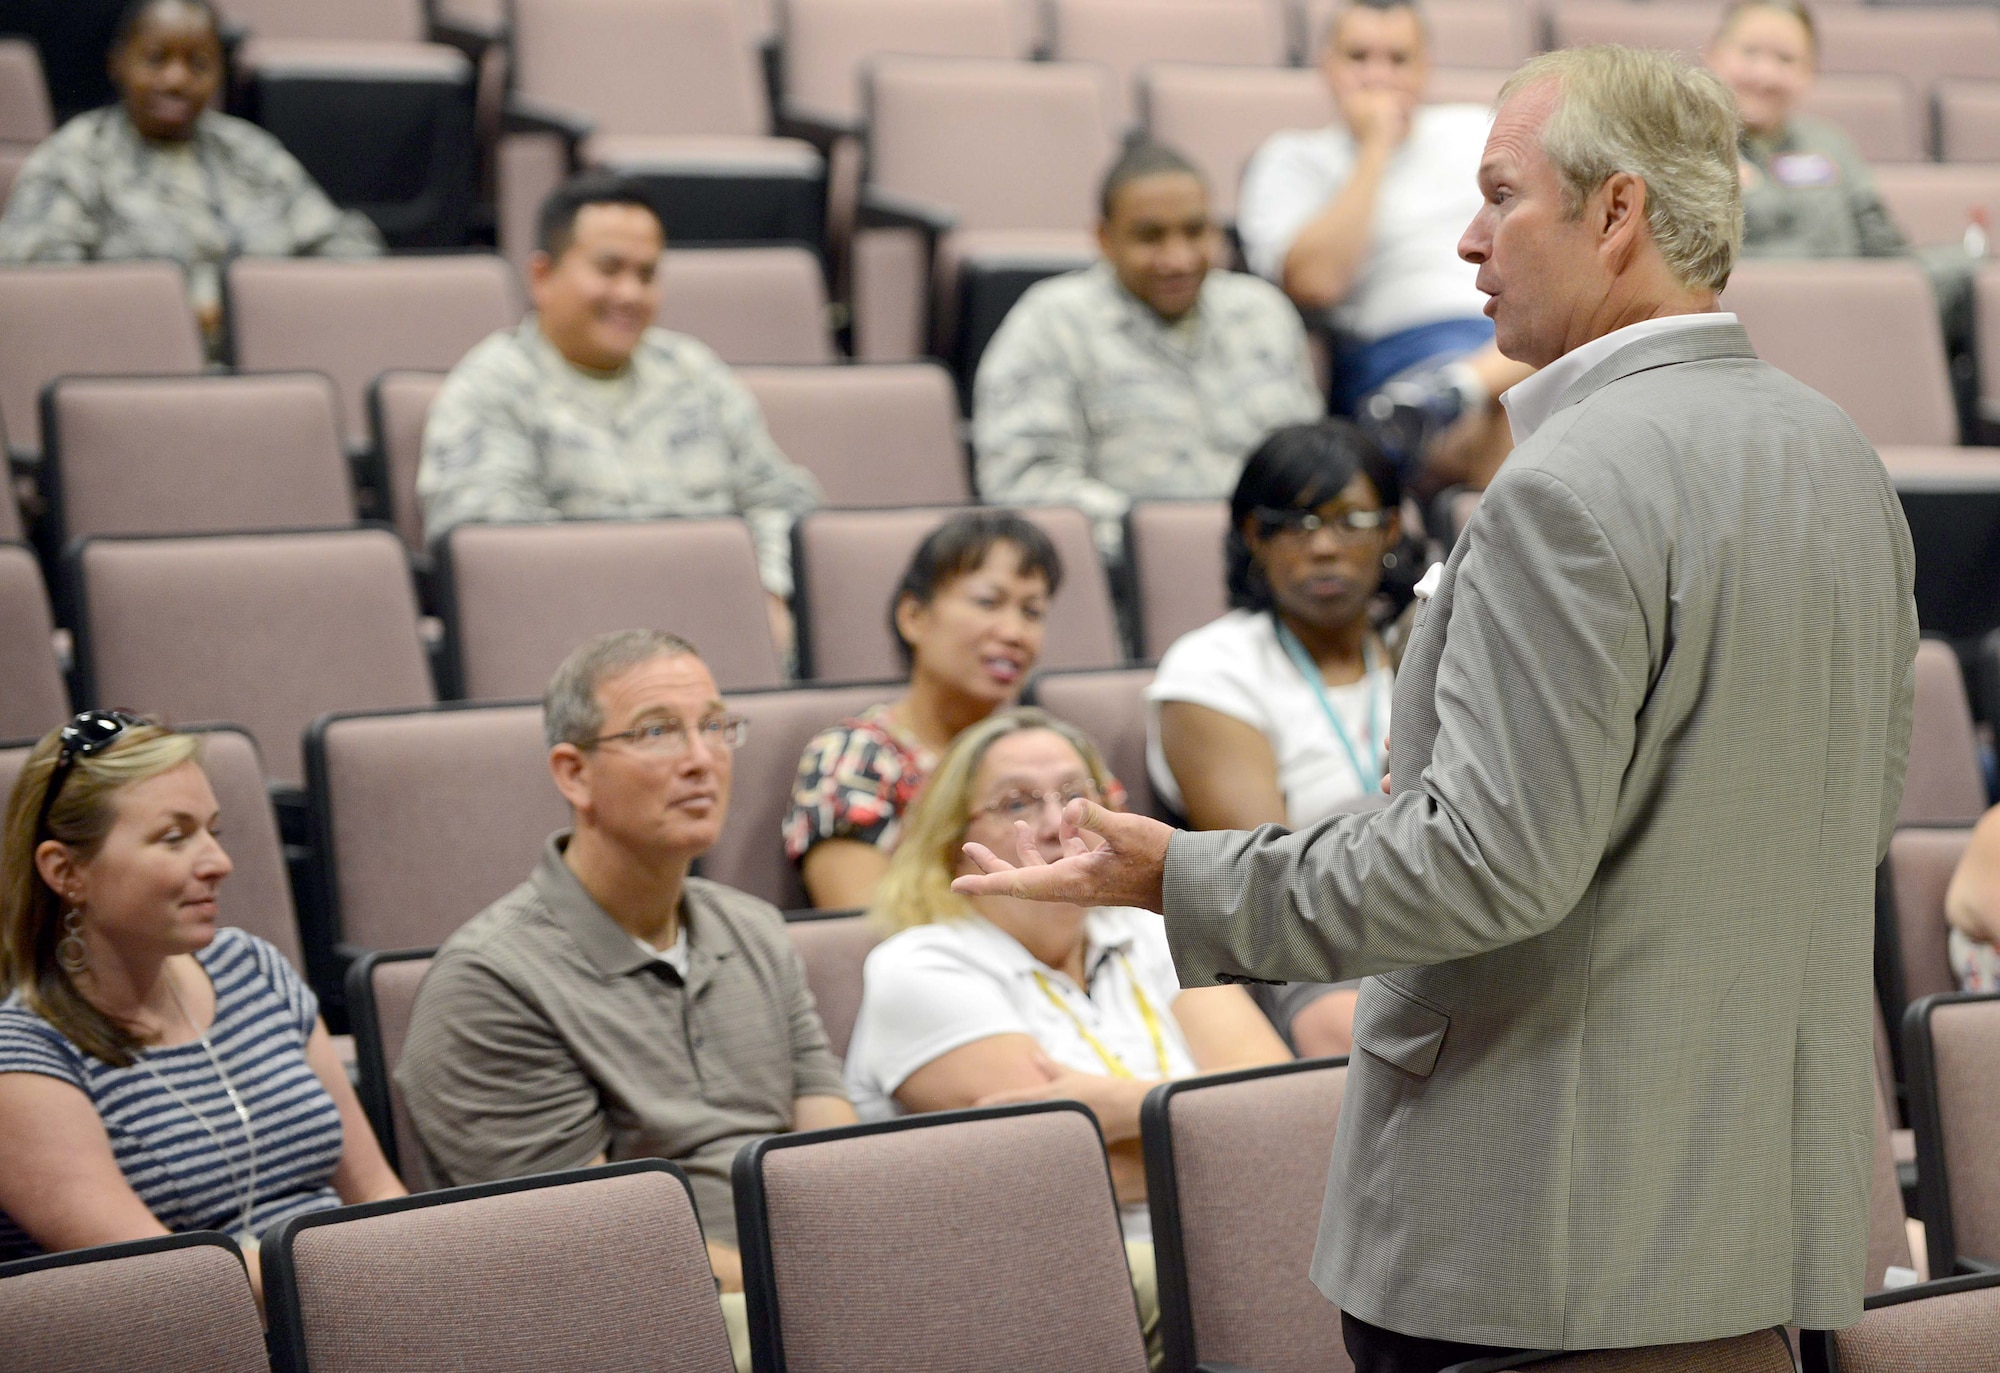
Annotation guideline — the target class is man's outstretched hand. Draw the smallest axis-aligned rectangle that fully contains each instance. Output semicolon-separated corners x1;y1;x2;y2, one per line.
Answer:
952;799;1174;912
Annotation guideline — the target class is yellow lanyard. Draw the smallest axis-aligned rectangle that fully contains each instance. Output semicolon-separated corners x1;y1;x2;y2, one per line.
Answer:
1030;952;1172;1080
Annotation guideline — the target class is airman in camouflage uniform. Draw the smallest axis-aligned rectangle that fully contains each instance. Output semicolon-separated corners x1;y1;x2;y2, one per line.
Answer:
0;107;382;347
1738;117;1905;260
418;318;820;598
973;261;1324;558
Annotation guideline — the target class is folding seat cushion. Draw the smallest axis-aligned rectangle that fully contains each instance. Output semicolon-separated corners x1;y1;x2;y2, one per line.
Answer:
368;370;449;554
1871;164;2000;251
658;246;834;365
1049;0;1289;127
1938;79;2000;164
1026;667;1162;821
1904;992;2000;1276
1801;1271;2000;1373
736;363;971;506
1802;73;1925;163
1138;65;1332;226
779;0;1029;132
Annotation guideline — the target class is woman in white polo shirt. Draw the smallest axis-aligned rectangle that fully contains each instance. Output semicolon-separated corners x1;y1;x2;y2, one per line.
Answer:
844;707;1289;1247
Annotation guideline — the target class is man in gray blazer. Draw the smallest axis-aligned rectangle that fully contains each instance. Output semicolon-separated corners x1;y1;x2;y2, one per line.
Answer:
955;44;1918;1371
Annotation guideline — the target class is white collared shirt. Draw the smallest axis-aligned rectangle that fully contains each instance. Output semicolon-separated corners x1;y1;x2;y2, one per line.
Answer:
1499;312;1740;444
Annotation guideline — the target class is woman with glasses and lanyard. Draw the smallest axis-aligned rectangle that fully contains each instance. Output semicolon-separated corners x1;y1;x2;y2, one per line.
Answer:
0;712;403;1289
1145;420;1415;1059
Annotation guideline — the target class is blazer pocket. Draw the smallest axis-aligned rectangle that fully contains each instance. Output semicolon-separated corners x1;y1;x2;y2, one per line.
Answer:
1351;977;1451;1078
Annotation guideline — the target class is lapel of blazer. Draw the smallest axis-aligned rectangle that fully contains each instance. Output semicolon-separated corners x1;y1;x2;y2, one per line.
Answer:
1551;320;1759;419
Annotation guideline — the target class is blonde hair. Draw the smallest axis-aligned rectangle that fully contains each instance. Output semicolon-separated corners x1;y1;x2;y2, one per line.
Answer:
1499;45;1744;292
0;722;201;1065
871;708;1117;935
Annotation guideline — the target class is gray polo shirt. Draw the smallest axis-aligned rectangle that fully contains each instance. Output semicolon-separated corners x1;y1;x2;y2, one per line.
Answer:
396;833;847;1243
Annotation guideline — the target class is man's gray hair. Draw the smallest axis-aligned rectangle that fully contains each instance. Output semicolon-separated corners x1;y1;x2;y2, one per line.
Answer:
1499;45;1744;292
544;628;701;748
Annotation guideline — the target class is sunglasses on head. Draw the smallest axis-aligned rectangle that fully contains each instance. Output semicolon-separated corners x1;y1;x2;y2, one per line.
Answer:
33;710;149;843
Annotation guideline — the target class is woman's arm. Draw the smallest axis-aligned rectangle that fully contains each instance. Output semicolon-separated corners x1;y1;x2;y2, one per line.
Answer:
908;1035;1160;1144
1171;985;1293;1073
305;1021;407;1204
1947;807;2000;945
799;839;893;910
0;1071;174;1250
1157;702;1289;831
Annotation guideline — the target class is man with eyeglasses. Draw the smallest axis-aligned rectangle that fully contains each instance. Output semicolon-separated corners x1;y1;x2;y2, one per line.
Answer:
399;629;855;1369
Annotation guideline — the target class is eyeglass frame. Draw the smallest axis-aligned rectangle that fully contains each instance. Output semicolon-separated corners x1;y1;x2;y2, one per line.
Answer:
580;714;751;755
969;779;1103;826
1251;503;1390;543
34;710;151;844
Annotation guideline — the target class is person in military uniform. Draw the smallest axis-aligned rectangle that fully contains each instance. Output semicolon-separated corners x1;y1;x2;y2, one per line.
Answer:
972;143;1325;561
418;174;820;656
0;0;382;353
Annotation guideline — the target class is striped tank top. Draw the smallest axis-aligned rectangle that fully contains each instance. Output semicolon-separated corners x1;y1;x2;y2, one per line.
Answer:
0;927;344;1260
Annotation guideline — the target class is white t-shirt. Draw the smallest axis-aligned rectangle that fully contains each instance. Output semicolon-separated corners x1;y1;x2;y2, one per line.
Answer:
844;908;1201;1241
1146;609;1391;827
1237;104;1492;342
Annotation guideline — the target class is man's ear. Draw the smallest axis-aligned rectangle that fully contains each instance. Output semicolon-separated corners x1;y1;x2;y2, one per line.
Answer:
526;249;555;301
548;743;591;816
1597;171;1648;263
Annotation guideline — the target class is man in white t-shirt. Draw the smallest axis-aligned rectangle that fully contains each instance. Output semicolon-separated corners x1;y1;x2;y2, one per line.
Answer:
1239;0;1532;488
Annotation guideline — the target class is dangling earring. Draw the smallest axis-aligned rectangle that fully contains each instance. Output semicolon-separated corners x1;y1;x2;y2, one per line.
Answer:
56;903;88;976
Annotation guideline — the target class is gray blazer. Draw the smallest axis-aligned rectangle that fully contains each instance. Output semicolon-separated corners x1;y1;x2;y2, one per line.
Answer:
1161;322;1918;1349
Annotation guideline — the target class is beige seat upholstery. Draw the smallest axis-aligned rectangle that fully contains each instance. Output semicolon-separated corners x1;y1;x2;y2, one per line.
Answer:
1027;667;1161;821
1546;0;1711;57
42;374;355;543
225;254;520;448
780;0;1029;131
734;1102;1150;1373
218;0;429;40
1126;500;1229;662
737;363;970;506
438;518;785;700
1902;640;1986;826
794;504;1122;680
368;369;449;554
1816;8;2000;99
703;680;900;909
1905;992;2000;1277
658;246;833;364
0;545;68;742
345;949;439;1188
1803;73;1926;162
1886;828;1974;1028
1723;259;1960;448
68;529;436;788
0;263;205;463
1938;79;2000;164
306;702;566;954
1301;0;1533;67
1423;66;1510;107
1872;164;2000;250
784;912;884;1059
1141;1059;1353;1373
0;38;53;145
263;1160;732;1373
1803;1270;2000;1373
0;1234;267;1373
1137;64;1331;226
1049;0;1289;127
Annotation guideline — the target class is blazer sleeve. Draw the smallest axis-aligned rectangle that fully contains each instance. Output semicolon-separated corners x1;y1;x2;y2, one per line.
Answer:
1160;464;1653;985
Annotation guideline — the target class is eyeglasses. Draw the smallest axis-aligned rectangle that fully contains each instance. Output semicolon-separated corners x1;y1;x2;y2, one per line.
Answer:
971;780;1101;826
35;710;148;842
1253;505;1388;544
583;715;750;755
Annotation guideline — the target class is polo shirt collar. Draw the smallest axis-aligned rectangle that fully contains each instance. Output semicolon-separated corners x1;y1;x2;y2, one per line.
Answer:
966;908;1140;989
530;832;730;990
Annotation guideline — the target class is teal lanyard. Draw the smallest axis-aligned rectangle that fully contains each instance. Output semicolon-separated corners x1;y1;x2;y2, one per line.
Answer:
1274;620;1385;795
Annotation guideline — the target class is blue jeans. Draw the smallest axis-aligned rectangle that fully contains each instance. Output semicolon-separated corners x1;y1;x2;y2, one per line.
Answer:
1333;316;1497;415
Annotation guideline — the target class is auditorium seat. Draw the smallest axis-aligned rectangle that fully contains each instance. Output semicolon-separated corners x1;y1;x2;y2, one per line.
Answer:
1902;640;1986;827
1126;500;1229;661
781;0;1030;135
1798;1270;2000;1373
1300;0;1534;68
1884;828;1973;1034
263;1161;731;1373
783;910;884;1059
1545;0;1710;58
1048;0;1290;127
794;504;1122;680
658;246;834;365
305;703;567;957
1138;65;1331;228
0;263;205;465
345;948;439;1188
436;517;785;700
701;680;901;909
734;1102;1150;1373
367;369;448;555
1026;666;1162;821
1875;449;2000;644
1801;73;1925;164
737;363;971;506
1423;67;1511;108
1871;164;2000;251
0;1233;267;1373
225;254;520;450
0;38;54;147
0;544;69;742
67;528;436;789
503;0;826;259
1904;990;2000;1276
1937;79;2000;164
1816;7;2000;103
42;374;355;544
1723;259;1959;448
1141;1058;1354;1373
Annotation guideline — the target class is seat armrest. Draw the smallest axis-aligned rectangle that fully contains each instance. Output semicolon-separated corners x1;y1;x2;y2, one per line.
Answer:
858;186;957;236
502;95;594;145
775;105;863;151
429;12;507;56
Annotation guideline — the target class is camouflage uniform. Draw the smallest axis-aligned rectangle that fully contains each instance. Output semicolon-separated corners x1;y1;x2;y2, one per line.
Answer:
0;107;382;346
973;262;1324;557
1738;117;1905;259
418;318;821;597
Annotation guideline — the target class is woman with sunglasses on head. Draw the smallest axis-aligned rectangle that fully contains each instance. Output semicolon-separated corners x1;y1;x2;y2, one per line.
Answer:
1146;420;1411;1058
0;713;403;1290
